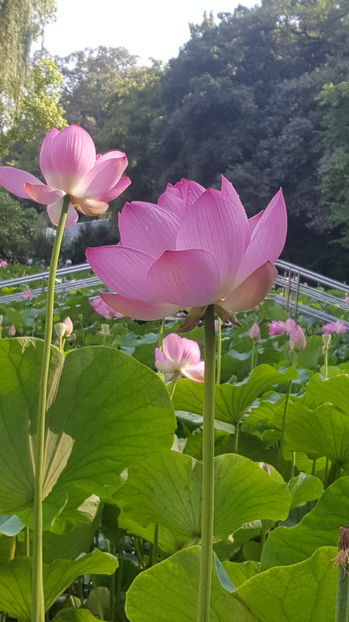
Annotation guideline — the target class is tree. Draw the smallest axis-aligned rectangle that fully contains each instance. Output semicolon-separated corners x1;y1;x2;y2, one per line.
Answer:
0;190;47;262
0;0;56;128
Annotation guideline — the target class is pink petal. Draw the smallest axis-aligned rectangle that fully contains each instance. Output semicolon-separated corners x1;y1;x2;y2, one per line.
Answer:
236;189;287;285
248;211;264;236
118;201;178;258
155;347;177;373
86;245;157;301
47;125;96;192
182;361;205;382
47;199;78;227
73;158;124;197
74;198;109;217
147;249;221;307
39;128;59;184
90;296;123;319
100;292;180;321
177;181;249;283
95;176;131;202
158;179;205;220
174;179;206;207
24;182;64;205
162;333;184;366
180;337;201;366
219;262;277;312
0;167;43;199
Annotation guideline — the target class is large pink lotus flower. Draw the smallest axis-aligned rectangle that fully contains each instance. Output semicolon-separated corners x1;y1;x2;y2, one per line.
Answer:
155;333;205;382
322;320;348;335
90;295;124;319
0;125;130;227
87;177;287;325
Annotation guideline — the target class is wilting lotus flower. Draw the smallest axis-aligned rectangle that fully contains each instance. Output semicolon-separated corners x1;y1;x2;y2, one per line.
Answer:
268;320;286;336
87;177;287;325
0;125;130;227
322;320;348;335
289;325;306;352
249;322;260;342
90;296;124;319
155;333;205;382
20;289;34;301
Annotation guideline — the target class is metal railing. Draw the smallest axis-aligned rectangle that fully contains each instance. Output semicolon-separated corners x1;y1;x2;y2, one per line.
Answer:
1;259;348;326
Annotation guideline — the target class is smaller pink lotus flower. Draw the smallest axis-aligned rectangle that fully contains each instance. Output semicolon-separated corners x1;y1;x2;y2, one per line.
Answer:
62;317;73;337
27;258;33;265
0;125;130;227
249;322;260;342
8;325;16;337
268;320;285;336
0;260;8;269
322;320;348;335
155;333;205;382
20;289;34;301
289;325;306;352
284;317;296;335
90;296;124;319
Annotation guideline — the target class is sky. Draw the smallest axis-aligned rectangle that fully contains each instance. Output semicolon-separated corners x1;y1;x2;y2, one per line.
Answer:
39;0;259;64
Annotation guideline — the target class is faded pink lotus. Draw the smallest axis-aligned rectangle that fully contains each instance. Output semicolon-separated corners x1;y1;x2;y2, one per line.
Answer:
0;125;130;227
155;333;205;382
322;320;348;335
87;177;287;324
90;296;124;319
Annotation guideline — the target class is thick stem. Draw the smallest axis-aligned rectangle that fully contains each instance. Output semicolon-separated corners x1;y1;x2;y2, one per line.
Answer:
197;305;216;622
216;317;222;384
32;196;69;622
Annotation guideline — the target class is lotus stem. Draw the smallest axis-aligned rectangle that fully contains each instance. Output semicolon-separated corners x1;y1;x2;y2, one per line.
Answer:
32;195;69;622
216;317;222;384
197;304;216;622
280;380;292;456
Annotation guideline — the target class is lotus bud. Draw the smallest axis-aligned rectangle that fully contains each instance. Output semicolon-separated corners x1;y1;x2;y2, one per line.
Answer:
62;316;73;337
285;317;296;335
289;325;306;352
54;322;68;338
249;322;260;342
8;325;16;337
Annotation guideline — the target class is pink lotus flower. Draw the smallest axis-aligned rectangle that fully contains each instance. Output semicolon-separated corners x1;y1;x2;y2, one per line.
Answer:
90;296;124;319
0;125;130;227
322;320;348;335
0;260;8;269
249;322;260;342
20;289;34;300
268;320;286;336
284;317;296;335
289;325;306;352
87;177;287;323
8;325;16;337
155;333;205;382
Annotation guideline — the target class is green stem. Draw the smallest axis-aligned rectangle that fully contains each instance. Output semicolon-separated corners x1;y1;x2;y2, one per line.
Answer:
324;347;329;380
234;421;240;453
32;196;69;622
168;372;180;399
280;380;293;456
25;526;30;557
197;305;216;622
216;317;222;384
250;341;256;372
326;461;341;487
